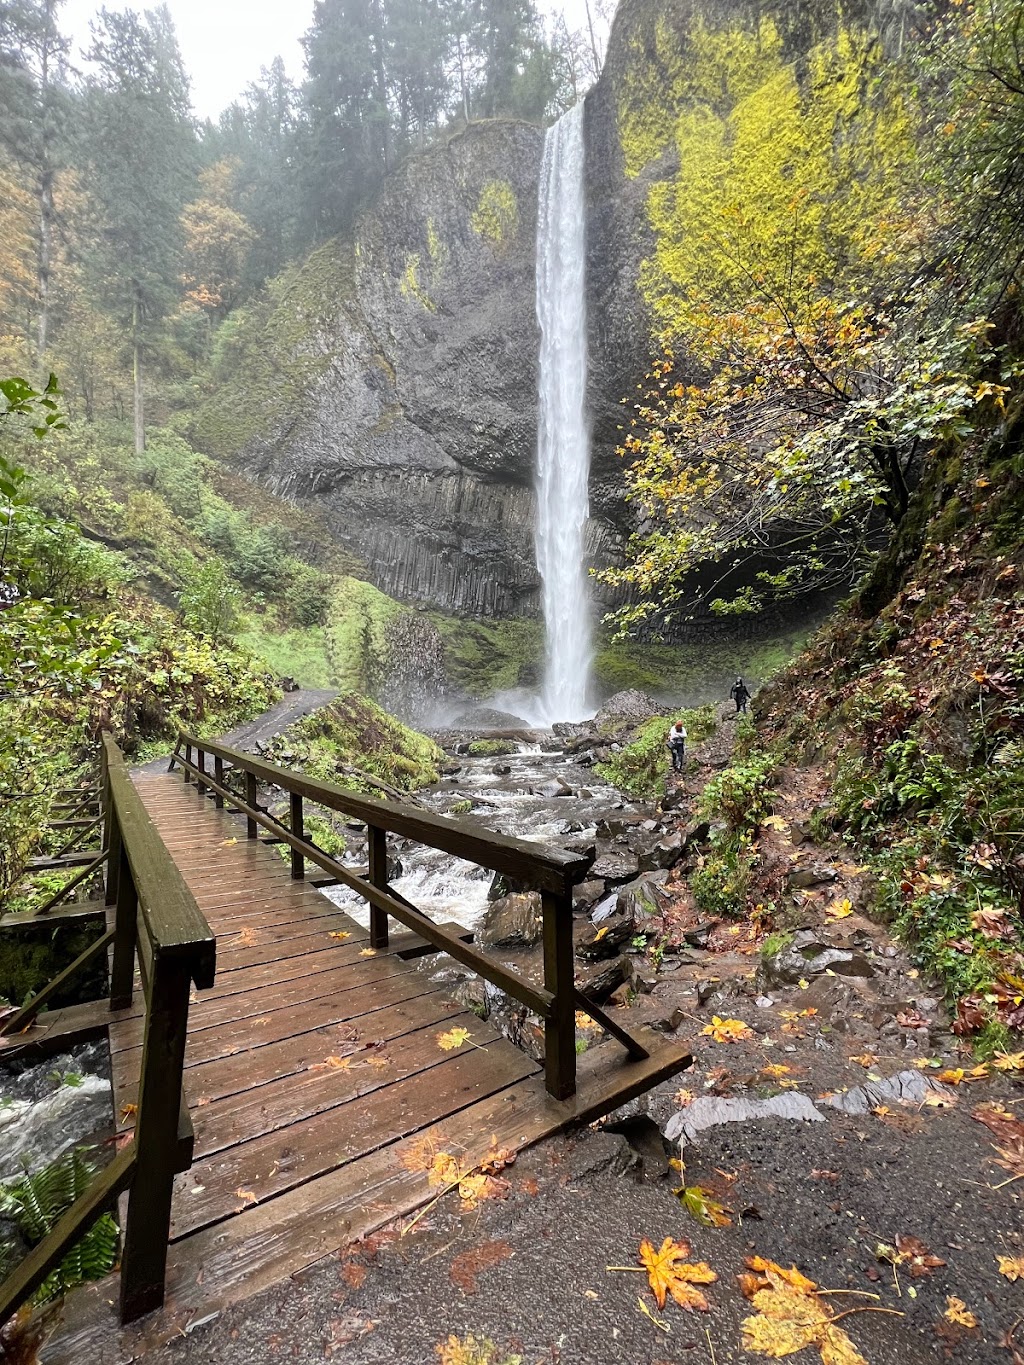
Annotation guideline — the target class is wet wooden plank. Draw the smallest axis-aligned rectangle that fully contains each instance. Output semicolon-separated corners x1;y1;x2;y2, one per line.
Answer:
109;967;443;1064
43;1035;690;1364
214;921;367;972
168;1030;536;1240
112;991;461;1111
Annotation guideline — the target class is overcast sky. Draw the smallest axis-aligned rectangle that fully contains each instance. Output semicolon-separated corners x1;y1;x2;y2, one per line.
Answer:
59;0;613;122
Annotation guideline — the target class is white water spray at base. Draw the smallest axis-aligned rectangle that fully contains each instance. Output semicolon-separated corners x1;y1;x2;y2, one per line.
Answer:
534;102;593;724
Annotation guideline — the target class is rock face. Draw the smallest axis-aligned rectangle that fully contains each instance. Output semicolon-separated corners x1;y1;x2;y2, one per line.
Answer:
196;0;912;623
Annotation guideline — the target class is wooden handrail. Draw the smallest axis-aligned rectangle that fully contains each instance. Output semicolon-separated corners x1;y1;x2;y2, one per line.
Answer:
0;736;217;1330
175;729;592;895
171;729;647;1105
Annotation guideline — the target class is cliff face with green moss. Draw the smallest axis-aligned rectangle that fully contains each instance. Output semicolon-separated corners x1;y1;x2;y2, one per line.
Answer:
192;0;920;622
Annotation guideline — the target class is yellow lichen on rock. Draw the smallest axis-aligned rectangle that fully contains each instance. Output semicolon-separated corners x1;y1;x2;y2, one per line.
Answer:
470;180;519;250
399;252;435;312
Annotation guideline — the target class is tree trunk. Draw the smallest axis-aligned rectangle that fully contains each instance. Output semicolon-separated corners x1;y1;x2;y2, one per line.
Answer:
37;169;53;354
584;0;602;78
132;292;145;454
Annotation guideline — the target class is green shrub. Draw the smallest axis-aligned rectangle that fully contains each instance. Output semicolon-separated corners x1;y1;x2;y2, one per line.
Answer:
691;836;755;918
698;750;777;832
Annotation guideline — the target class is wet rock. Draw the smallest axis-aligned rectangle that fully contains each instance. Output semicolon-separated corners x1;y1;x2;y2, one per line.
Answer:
487;872;528;903
573;879;606;910
536;779;574;798
492;763;512;776
577;913;635;961
590;849;640;883
761;929;875;986
579;955;630;1004
617;871;670;919
577;788;593;800
650;1007;687;1033
822;1069;953;1116
661;788;686;813
479;892;543;949
595;689;661;730
591;892;619;924
608;983;633;1006
683;923;715;949
636;831;684;873
681;820;712;852
788;863;838;889
596;814;647;840
625;959;658;994
664;1093;825;1145
455;977;489;1018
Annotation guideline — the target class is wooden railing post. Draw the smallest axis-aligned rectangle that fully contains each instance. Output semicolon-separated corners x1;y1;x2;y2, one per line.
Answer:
290;793;304;879
110;813;137;1011
105;796;121;909
183;743;192;783
197;748;207;797
214;756;224;809
246;772;258;839
368;824;389;949
542;888;576;1101
119;953;192;1324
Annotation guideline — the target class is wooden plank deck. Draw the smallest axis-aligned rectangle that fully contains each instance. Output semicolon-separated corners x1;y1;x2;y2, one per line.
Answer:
40;773;691;1362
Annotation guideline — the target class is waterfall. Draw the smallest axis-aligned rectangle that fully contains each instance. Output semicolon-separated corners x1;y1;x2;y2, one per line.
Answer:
534;102;593;724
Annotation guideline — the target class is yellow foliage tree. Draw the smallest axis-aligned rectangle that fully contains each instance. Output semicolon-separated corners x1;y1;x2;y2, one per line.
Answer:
180;159;256;325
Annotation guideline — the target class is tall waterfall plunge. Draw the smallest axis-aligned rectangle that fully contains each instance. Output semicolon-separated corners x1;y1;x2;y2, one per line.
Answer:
534;103;593;724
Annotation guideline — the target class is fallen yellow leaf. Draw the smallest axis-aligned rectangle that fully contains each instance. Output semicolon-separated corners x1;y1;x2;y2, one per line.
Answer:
638;1236;717;1311
437;1026;473;1051
360;948;377;957
701;1016;753;1043
329;930;351;941
827;898;853;920
997;1254;1024;1281
235;1187;257;1206
944;1296;977;1328
739;1256;868;1365
991;1051;1024;1072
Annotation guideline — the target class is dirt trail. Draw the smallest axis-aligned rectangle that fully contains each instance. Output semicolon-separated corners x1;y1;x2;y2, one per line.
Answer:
132;689;337;777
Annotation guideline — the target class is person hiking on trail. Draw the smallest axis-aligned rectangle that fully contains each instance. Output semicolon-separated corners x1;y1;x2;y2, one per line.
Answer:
730;676;751;714
666;720;688;773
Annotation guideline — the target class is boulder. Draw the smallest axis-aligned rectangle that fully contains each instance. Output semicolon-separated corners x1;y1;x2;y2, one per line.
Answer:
636;831;684;873
487;872;527;903
573;879;606;910
680;820;712;852
576;912;635;961
595;689;662;731
616;870;670;919
578;955;630;1004
590;849;640;883
479;892;543;948
762;929;875;986
492;763;512;776
788;863;838;889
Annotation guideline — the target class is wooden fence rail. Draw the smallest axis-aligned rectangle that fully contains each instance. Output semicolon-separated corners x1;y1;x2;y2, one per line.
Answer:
0;735;215;1328
170;728;649;1103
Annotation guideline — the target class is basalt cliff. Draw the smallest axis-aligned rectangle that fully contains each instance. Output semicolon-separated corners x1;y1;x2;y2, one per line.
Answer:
190;0;917;621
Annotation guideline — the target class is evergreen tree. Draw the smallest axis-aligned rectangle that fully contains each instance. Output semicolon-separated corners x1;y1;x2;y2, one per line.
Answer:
300;0;390;238
0;0;73;353
81;4;195;452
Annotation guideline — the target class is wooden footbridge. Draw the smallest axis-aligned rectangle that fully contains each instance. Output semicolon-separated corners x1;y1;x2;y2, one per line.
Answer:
0;732;690;1358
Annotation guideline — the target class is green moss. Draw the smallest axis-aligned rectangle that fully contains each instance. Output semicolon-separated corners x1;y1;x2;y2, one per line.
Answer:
326;577;408;693
431;615;542;698
237;621;333;687
467;739;516;757
271;693;443;792
594;624;814;702
470;181;519;250
595;706;717;800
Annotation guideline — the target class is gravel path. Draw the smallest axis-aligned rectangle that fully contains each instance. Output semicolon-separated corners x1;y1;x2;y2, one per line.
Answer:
132;689;337;777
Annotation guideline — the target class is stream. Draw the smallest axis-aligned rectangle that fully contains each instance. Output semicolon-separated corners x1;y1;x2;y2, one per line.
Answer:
323;737;630;934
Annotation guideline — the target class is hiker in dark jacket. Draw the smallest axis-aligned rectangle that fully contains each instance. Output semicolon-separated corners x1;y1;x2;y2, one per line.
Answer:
666;719;688;772
729;677;751;713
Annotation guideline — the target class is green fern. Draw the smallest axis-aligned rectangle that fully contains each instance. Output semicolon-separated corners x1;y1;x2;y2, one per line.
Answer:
0;1148;119;1304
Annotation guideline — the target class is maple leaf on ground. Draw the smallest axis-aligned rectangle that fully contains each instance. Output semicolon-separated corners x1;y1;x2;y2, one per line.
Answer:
674;1184;733;1228
991;1051;1024;1072
435;1334;522;1365
739;1256;867;1365
997;1255;1024;1281
944;1296;978;1328
701;1016;753;1043
438;1026;478;1051
329;930;351;941
637;1237;717;1311
849;1053;879;1069
827;898;854;920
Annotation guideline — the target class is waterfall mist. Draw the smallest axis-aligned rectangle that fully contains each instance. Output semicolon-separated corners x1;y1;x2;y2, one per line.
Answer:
534;102;593;725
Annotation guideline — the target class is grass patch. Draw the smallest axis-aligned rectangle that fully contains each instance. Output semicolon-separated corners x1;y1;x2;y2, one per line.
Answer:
595;706;716;800
269;693;443;793
238;619;333;687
